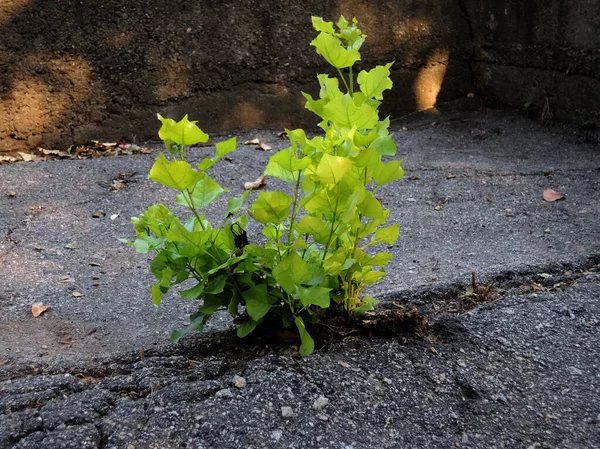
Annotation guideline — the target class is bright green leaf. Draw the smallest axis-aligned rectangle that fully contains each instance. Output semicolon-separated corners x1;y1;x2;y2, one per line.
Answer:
312;16;335;35
370;135;396;156
373;160;404;186
157;114;209;146
176;173;224;209
358;62;393;100
249;191;292;225
316;153;353;184
317;74;343;101
373;223;400;245
265;147;311;183
216;137;237;158
272;251;313;294
321;94;379;129
149;153;203;191
359;192;386;220
299;286;331;308
311;32;360;69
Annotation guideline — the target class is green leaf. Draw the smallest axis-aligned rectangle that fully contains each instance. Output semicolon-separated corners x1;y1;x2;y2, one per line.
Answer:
369;135;396;156
358;192;386;220
316;153;353;184
216;137;237;158
297;216;328;242
302;92;326;117
249;191;292;225
151;283;167;307
362;270;386;284
236;316;259;338
243;284;271;321
149;153;203;191
321;94;379;129
225;191;250;219
317;74;343;101
265;147;311;183
371;251;393;267
373;160;404;186
312;16;335;35
176;173;224;209
373;224;400;245
294;317;315;356
170;312;209;344
166;222;210;249
199;291;230;314
353;147;380;167
180;282;204;300
357;63;393;100
354;296;379;314
157;114;209;146
311;32;360;69
205;275;227;294
299;286;331;308
272;251;313;294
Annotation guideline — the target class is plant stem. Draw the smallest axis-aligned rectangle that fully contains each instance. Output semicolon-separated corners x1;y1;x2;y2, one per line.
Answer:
349;67;354;94
322;185;341;260
184;190;206;231
336;68;351;94
286;171;303;245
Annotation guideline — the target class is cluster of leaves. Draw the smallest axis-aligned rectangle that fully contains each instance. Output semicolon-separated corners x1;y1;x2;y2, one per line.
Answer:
125;16;404;355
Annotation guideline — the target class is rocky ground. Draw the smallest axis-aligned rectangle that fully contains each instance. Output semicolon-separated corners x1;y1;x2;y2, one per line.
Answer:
0;103;599;448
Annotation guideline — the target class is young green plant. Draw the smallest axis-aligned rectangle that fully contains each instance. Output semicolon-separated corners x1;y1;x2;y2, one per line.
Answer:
124;16;404;356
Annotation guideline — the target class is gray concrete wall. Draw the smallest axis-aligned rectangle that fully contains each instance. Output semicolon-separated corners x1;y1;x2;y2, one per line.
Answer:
0;0;472;152
465;0;600;123
1;1;598;153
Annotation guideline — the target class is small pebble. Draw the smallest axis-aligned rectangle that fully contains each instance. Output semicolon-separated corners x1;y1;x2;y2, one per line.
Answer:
312;396;329;410
568;366;583;376
233;375;247;388
270;430;282;442
215;388;234;398
281;406;294;418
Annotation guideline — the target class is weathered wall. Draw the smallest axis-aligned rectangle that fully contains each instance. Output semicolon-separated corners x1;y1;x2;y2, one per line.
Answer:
465;0;600;123
0;0;472;152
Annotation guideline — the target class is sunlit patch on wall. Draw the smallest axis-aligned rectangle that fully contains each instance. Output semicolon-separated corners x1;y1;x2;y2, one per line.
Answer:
223;102;266;129
0;0;31;26
412;48;449;111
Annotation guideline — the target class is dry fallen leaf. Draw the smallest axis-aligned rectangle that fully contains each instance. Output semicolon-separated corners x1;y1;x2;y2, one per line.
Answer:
92;210;105;218
543;189;565;202
18;152;37;162
244;175;267;190
110;180;128;191
64;241;78;249
32;303;49;317
72;291;84;297
258;143;272;151
243;138;260;145
446;173;457;179
7;191;16;197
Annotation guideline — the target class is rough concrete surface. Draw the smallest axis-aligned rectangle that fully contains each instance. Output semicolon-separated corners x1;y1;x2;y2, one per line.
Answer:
0;0;472;152
466;0;600;123
1;104;600;448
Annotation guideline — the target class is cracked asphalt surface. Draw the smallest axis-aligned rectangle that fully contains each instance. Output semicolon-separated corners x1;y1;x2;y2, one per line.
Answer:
0;104;599;448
